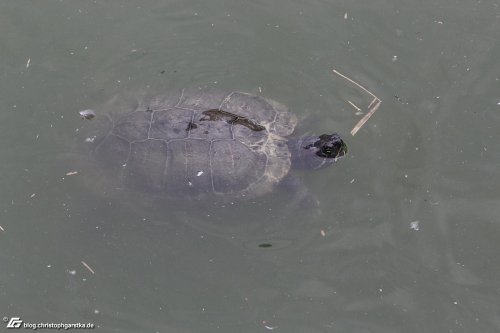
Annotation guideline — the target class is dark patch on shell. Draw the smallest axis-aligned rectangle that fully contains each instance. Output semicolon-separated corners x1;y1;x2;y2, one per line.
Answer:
200;109;265;131
185;121;198;131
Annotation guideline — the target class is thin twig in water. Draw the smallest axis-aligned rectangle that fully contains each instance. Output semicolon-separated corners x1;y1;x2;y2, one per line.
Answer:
332;69;382;136
332;69;378;100
347;100;361;111
81;261;95;274
350;100;381;136
367;97;378;109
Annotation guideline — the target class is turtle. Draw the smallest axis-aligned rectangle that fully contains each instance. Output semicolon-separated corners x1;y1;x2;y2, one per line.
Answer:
85;90;347;200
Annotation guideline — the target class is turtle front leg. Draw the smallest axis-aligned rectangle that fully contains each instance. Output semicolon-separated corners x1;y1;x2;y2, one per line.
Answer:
279;174;322;217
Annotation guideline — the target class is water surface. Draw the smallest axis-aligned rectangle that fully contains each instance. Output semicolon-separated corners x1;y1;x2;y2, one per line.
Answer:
1;1;499;332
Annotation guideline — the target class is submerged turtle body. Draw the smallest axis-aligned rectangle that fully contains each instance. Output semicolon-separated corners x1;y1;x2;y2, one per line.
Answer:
92;91;300;198
88;90;347;199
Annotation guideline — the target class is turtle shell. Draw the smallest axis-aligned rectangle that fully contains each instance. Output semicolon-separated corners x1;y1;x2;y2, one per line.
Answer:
91;90;298;198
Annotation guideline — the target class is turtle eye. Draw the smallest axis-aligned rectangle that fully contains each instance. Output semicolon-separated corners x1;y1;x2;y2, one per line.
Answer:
321;146;333;157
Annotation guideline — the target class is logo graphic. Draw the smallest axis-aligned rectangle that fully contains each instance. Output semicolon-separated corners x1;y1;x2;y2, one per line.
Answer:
6;317;23;329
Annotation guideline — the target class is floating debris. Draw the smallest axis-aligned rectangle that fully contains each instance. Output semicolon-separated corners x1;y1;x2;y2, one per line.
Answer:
347;100;361;111
81;261;95;274
79;109;96;120
26;58;31;68
320;229;326;237
332;69;382;136
196;171;204;177
410;220;420;231
0;225;4;232
262;321;278;330
30;193;36;198
65;171;78;176
85;136;96;143
350;99;381;136
130;48;148;56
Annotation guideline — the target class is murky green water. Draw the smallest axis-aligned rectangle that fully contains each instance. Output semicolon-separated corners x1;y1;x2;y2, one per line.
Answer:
1;1;499;332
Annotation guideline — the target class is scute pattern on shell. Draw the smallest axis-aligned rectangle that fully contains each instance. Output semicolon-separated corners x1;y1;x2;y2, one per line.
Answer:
92;90;298;198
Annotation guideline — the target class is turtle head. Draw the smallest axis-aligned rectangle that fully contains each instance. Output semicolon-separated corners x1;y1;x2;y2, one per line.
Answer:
289;133;347;169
